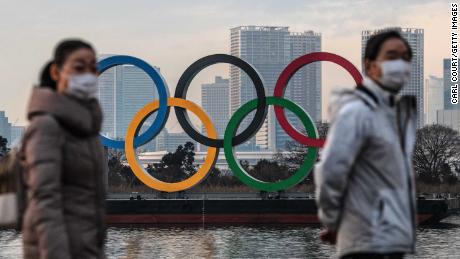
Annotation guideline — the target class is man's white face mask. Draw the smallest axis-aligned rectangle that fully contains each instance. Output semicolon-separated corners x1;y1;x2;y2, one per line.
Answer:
67;73;98;99
377;59;411;93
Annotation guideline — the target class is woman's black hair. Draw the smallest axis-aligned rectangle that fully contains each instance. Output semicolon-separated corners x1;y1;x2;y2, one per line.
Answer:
53;39;94;68
39;39;95;90
364;30;413;62
39;61;56;90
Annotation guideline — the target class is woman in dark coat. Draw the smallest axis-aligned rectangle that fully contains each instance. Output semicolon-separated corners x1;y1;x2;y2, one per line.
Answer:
22;39;107;259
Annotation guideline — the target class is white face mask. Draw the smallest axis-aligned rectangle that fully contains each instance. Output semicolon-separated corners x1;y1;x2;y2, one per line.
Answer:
377;59;411;93
67;73;98;99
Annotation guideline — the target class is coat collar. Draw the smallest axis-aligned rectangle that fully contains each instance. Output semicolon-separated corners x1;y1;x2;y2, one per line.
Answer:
361;75;396;108
27;87;103;136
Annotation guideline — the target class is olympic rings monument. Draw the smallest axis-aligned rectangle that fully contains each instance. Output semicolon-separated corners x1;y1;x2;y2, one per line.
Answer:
98;52;363;193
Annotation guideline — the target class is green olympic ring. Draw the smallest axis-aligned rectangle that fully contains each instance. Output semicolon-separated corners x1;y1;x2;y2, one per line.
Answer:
224;97;319;192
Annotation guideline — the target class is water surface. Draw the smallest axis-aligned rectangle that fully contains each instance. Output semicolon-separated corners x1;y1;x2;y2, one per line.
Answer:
1;215;459;258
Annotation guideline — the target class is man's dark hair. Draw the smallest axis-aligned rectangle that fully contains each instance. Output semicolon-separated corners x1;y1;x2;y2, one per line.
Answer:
364;30;413;62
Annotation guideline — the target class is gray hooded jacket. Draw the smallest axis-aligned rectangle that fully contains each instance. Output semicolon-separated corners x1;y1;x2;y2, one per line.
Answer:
314;76;417;257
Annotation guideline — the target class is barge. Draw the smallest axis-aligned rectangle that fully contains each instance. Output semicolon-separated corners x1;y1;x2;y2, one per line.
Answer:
106;193;454;225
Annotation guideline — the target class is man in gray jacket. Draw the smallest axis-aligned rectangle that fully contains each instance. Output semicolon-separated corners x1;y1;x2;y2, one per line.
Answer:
315;30;417;259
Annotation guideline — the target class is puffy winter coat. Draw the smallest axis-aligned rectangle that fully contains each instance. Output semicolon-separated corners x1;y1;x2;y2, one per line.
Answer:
22;88;107;259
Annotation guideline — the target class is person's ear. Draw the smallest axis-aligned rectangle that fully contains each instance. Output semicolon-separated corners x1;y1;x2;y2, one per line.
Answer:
364;58;377;77
50;63;59;81
365;59;380;79
364;59;371;73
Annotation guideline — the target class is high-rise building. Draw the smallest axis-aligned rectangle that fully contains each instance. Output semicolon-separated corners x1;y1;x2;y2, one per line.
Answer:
230;26;289;151
288;31;322;122
154;129;197;152
362;27;424;127
443;58;460;110
425;76;444;125
201;76;230;138
10;125;25;147
430;59;460;133
277;31;322;148
230;26;321;151
97;55;159;151
0;111;11;146
436;110;460;133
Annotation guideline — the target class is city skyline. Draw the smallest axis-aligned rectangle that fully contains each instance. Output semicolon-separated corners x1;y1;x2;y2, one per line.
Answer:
0;0;451;127
230;26;321;151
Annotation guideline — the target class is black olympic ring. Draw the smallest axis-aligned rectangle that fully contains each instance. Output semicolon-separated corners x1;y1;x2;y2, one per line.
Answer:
174;54;267;148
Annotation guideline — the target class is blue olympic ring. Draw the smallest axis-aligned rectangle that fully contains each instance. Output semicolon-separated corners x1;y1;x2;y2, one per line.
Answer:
97;55;170;149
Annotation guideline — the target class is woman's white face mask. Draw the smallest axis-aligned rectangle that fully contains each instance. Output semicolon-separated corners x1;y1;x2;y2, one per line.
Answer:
377;59;411;93
67;73;98;99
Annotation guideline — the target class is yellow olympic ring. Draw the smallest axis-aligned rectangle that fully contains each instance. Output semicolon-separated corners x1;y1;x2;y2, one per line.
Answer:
125;97;218;192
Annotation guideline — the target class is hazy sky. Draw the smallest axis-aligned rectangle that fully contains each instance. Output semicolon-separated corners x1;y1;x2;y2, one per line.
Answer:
0;0;451;127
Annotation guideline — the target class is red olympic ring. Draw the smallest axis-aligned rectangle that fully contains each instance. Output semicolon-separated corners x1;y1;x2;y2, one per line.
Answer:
273;52;363;148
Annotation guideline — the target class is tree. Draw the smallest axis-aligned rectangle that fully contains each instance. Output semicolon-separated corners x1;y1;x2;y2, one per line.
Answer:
147;142;197;183
107;156;126;187
240;160;250;171
201;167;234;186
107;149;142;188
249;159;290;182
0;135;8;159
316;121;330;139
275;122;329;177
413;125;460;184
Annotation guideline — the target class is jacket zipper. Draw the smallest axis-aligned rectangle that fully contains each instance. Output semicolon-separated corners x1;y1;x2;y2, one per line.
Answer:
396;102;416;253
89;137;103;246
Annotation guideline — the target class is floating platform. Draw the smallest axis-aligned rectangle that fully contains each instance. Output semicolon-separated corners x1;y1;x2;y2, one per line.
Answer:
106;193;455;225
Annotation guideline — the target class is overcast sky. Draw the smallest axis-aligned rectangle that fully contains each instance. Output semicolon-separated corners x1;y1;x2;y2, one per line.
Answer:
0;0;451;127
